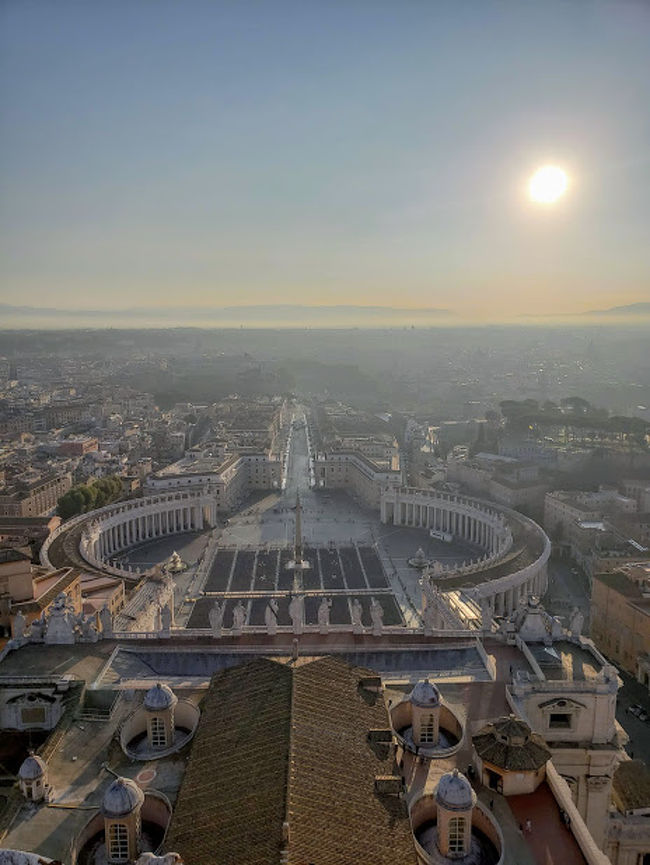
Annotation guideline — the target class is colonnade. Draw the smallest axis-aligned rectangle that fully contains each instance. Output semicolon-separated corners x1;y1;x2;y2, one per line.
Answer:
91;502;209;560
381;486;551;617
383;487;510;556
72;492;217;572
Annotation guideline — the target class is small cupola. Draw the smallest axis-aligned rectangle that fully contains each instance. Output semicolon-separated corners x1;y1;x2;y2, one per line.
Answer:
472;714;551;796
18;752;47;802
435;769;476;858
143;683;177;712
143;683;178;750
409;679;441;747
102;776;145;863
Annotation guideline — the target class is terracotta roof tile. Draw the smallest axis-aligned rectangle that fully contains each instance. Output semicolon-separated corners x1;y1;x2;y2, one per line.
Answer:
166;655;417;865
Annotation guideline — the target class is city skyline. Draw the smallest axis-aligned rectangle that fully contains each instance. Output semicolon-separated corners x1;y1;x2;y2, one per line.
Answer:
1;1;650;321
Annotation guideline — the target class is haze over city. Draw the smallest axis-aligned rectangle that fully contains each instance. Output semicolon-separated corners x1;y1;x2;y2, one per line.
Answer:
2;5;650;865
2;0;650;324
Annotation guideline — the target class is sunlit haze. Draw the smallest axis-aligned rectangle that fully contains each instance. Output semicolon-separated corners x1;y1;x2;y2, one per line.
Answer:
528;166;569;205
1;1;650;324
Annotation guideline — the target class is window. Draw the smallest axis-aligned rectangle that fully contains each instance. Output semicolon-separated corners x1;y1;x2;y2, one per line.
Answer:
549;713;572;729
448;817;466;855
150;716;167;748
420;714;436;743
108;823;129;861
21;706;46;726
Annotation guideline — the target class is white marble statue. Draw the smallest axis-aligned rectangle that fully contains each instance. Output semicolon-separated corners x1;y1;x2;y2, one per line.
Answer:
80;615;99;642
265;598;279;635
370;598;384;636
209;600;224;638
99;603;113;637
29;616;45;642
423;601;439;635
317;597;332;634
288;594;305;635
45;593;75;645
12;610;26;640
480;597;492;631
569;606;584;639
351;598;364;634
160;603;172;636
232;600;246;634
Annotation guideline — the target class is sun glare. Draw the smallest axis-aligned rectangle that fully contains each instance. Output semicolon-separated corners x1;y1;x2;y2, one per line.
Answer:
528;165;569;204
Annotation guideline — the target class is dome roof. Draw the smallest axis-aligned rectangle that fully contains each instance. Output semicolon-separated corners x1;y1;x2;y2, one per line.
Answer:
409;679;441;708
473;715;551;771
101;776;144;817
144;682;177;711
18;754;46;781
435;769;476;811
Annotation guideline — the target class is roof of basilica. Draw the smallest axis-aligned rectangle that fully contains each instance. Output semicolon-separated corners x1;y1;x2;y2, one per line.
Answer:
165;655;417;865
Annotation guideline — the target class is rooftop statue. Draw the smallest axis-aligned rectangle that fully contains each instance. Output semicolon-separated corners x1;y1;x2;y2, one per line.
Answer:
288;594;305;635
265;598;279;635
209;600;224;638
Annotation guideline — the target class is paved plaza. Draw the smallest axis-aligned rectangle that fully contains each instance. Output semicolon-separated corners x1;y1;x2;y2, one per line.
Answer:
113;421;479;631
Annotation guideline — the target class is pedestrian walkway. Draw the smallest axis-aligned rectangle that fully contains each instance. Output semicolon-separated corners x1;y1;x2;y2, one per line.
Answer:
507;783;587;865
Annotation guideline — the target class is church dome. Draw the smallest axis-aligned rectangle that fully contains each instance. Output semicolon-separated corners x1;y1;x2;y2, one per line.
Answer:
18;753;46;781
144;682;177;711
101;777;144;817
409;679;441;708
435;769;476;811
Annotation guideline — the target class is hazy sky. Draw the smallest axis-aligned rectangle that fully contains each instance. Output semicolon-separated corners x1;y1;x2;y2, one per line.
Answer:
1;0;649;319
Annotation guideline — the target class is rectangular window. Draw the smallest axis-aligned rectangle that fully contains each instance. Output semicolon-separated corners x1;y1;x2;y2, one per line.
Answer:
150;716;167;748
108;823;129;861
448;817;465;854
420;715;436;743
549;713;572;729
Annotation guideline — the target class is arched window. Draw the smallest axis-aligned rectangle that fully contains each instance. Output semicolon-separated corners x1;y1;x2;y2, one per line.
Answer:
150;716;167;748
420;714;436;743
108;822;129;861
448;816;466;855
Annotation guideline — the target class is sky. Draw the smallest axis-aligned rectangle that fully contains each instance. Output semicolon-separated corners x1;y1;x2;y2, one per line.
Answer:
1;0;649;322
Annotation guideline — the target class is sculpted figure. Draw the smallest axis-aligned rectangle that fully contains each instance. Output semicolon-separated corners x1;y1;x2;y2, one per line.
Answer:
569;607;584;639
209;600;224;638
317;597;332;634
370;598;384;636
265;598;279;635
480;597;492;631
12;610;26;640
423;602;439;634
288;594;305;635
81;615;99;642
99;603;113;637
45;593;75;645
232;600;246;633
351;598;364;634
30;616;45;642
160;603;172;635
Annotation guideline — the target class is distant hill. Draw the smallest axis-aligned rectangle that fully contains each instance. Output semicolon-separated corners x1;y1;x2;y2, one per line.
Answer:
0;303;453;327
586;302;650;316
520;302;650;320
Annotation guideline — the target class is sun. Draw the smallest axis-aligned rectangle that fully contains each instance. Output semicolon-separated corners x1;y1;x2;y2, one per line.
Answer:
528;165;569;204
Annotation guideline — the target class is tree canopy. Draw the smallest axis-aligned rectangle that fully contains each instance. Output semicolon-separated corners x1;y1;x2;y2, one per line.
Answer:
57;475;124;519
